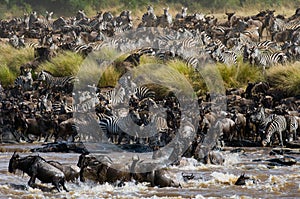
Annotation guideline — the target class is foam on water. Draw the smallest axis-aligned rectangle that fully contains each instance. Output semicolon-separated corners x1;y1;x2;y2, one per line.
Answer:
210;172;238;185
223;153;241;167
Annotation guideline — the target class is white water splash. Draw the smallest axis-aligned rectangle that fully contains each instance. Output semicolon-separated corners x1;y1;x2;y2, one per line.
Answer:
210;172;237;185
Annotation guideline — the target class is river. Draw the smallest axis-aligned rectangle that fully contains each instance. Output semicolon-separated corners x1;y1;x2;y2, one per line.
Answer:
0;144;300;199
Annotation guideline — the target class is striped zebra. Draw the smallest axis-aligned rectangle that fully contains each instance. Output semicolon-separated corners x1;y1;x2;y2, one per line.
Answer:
75;96;99;112
250;106;275;141
141;5;157;27
73;44;93;56
99;109;141;144
268;17;300;35
14;68;33;91
210;46;237;66
9;34;25;49
103;86;126;106
200;31;212;45
25;42;39;48
52;101;75;115
262;115;287;147
133;86;155;100
256;40;280;52
250;48;287;71
37;70;78;91
286;115;299;141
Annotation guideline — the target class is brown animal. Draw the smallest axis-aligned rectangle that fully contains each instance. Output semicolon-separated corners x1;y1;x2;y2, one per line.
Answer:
47;161;80;182
8;152;68;192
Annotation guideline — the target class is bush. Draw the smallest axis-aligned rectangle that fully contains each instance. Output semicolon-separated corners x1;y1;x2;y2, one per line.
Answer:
38;51;84;76
217;60;264;89
0;44;34;87
266;63;300;96
0;64;16;87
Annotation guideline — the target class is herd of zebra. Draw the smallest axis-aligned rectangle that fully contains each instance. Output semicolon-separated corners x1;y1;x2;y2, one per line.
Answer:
2;6;300;70
1;6;300;157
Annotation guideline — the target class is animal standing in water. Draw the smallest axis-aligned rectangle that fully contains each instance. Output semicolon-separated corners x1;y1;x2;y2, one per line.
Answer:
8;152;69;192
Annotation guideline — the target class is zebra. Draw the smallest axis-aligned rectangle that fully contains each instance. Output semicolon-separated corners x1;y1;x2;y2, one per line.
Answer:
285;115;299;141
256;40;279;52
9;34;25;49
175;7;188;20
52;100;75;115
262;115;287;147
250;106;275;141
14;68;33;91
99;109;141;144
37;70;78;91
156;7;172;28
141;5;157;27
209;45;237;66
250;48;287;71
133;86;155;100
75;96;100;112
103;86;126;106
73;44;93;56
25;42;39;48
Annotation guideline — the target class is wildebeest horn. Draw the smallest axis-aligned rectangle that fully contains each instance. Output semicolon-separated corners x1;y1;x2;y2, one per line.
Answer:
12;151;19;158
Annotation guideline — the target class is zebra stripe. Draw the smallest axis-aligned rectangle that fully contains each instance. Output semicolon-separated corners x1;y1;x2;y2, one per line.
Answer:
286;115;299;141
38;70;77;89
262;115;287;146
133;86;155;100
14;68;33;91
250;48;287;69
104;87;126;106
9;34;25;49
250;106;276;139
99;110;141;144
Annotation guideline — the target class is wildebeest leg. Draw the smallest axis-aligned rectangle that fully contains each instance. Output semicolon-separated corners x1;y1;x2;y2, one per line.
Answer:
60;179;69;192
52;178;61;192
79;168;85;182
28;175;36;187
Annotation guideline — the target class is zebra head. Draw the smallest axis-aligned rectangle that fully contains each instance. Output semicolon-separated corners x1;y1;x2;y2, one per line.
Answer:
261;138;269;147
163;7;169;16
250;106;265;123
38;70;46;81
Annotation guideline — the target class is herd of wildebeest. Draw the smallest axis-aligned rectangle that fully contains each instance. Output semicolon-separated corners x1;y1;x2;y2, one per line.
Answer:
1;5;300;192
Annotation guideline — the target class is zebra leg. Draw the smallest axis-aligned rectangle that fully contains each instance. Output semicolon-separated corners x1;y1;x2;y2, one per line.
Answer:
279;131;284;147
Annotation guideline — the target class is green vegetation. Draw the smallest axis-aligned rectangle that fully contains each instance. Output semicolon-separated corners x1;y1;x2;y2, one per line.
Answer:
1;43;300;97
0;44;34;87
38;51;84;76
267;63;300;96
217;61;264;89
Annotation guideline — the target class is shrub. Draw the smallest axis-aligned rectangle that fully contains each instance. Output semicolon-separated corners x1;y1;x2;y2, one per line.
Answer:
266;63;300;96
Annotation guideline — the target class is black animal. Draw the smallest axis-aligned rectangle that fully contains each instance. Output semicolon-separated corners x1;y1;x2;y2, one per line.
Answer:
235;173;250;185
47;160;80;182
8;152;68;192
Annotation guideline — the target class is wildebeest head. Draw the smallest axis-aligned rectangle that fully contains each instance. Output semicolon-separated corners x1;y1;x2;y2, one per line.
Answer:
8;152;19;173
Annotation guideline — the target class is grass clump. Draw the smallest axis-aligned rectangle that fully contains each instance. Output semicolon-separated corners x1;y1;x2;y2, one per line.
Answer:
38;51;84;76
0;65;16;87
0;44;34;87
217;60;264;89
266;63;300;96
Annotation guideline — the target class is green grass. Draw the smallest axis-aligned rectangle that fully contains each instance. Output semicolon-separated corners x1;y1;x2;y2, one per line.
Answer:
38;51;84;76
266;63;300;96
217;60;264;89
0;44;34;87
1;45;300;98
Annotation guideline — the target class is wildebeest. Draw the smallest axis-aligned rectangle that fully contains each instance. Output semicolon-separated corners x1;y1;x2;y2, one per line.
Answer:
47;160;80;182
77;153;181;187
8;152;68;192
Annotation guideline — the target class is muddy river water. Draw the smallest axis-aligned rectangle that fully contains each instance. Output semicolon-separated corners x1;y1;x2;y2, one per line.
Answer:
0;143;300;199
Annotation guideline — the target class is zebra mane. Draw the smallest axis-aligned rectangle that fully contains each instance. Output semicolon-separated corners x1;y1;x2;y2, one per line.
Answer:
41;70;53;75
